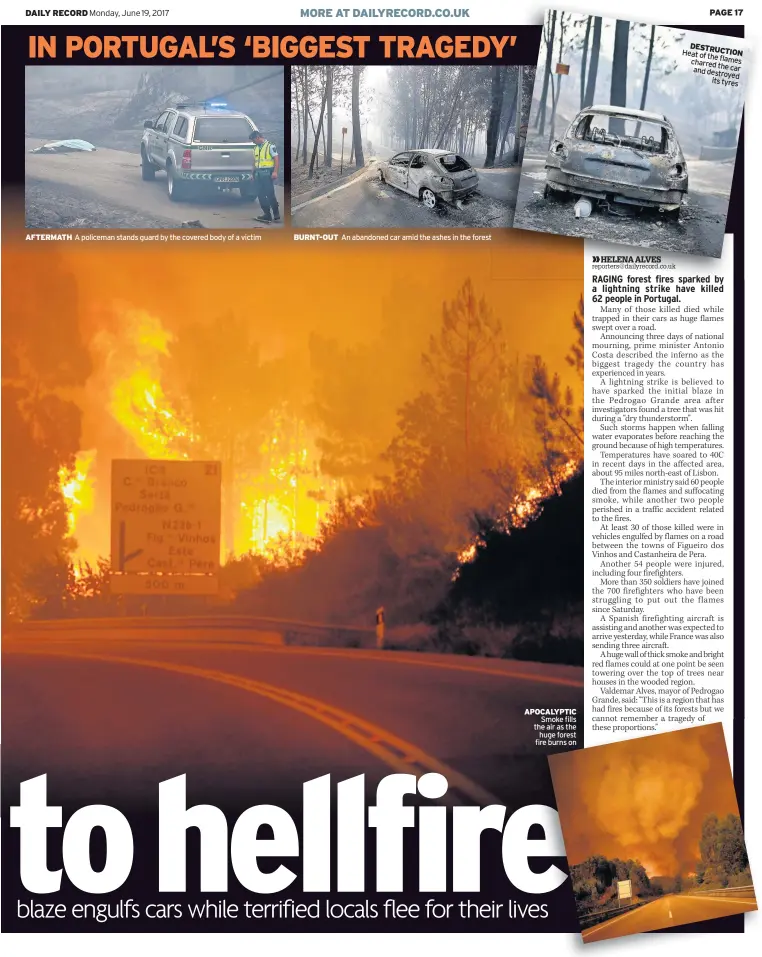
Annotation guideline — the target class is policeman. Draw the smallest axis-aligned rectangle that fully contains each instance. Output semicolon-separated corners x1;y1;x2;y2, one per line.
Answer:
250;129;280;223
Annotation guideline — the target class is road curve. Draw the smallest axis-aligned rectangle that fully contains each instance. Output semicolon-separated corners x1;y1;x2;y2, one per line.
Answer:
3;626;582;809
291;164;520;228
582;892;757;942
25;142;284;229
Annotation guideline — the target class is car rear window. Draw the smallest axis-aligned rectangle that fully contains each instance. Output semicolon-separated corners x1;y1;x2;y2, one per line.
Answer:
192;117;253;144
577;113;669;153
438;154;472;173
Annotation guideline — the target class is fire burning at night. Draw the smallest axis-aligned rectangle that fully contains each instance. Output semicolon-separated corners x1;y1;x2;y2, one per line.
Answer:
79;309;341;564
5;241;583;636
456;457;581;567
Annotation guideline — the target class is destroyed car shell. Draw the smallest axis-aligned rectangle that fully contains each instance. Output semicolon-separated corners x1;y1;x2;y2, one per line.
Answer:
377;149;479;210
544;105;688;214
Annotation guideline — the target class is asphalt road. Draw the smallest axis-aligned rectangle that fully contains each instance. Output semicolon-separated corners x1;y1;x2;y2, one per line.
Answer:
25;142;285;229
512;155;734;257
292;162;521;228
582;892;758;942
3;625;582;808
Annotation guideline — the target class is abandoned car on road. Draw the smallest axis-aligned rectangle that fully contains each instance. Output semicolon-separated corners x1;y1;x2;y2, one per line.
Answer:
543;105;688;218
377;149;480;211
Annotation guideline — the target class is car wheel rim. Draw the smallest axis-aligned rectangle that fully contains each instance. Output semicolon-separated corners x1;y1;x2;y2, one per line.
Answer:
422;190;436;209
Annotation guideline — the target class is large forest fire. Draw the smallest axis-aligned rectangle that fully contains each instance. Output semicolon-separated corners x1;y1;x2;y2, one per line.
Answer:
75;310;339;563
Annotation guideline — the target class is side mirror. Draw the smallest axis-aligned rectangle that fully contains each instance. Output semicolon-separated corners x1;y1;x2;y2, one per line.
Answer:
143;120;154;129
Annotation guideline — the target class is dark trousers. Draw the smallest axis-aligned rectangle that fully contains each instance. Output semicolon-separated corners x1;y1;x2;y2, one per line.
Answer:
255;172;279;217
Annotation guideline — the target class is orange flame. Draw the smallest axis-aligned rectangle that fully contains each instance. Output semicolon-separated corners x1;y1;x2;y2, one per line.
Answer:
86;309;338;564
58;450;96;537
456;456;580;566
100;311;195;459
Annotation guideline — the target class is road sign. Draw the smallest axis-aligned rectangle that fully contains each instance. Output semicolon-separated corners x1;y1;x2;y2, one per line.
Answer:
617;879;633;900
110;573;219;595
555;63;570;75
111;459;221;595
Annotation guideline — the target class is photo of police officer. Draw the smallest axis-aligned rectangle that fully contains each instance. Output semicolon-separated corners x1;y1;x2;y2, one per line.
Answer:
250;129;281;223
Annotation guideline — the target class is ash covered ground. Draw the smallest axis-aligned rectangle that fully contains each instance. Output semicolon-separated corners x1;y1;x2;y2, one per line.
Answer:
512;154;735;257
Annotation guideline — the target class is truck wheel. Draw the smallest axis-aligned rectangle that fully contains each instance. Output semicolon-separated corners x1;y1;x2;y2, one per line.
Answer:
167;164;186;202
141;147;156;181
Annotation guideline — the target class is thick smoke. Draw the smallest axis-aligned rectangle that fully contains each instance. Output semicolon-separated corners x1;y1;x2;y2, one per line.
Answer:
552;724;740;877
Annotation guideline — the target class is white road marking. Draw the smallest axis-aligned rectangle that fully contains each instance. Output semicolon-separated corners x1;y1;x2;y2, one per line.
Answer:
677;894;757;908
7;647;502;808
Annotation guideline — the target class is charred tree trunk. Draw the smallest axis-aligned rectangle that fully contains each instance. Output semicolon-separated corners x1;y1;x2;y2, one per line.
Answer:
639;25;656;111
325;66;333;167
485;65;506;167
609;20;630;134
513;65;523;164
308;80;329;179
301;68;309;164
548;15;567;146
579;17;591;110
351;65;365;168
537;10;556;135
583;17;602;109
293;70;301;160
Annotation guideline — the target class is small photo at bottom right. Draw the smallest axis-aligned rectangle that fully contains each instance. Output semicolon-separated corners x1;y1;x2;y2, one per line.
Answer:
548;723;756;942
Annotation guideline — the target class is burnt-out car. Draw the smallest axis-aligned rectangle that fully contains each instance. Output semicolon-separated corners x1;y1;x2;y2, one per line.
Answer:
544;105;688;218
377;149;480;210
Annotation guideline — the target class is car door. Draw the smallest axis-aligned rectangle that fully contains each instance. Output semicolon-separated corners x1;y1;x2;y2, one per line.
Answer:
167;113;188;170
155;111;177;167
387;152;411;190
148;111;169;164
407;153;427;196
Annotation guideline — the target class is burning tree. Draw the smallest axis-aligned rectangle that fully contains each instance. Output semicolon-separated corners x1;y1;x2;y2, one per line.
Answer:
2;252;92;620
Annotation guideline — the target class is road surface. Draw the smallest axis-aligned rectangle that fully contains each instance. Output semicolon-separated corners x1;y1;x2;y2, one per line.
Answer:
582;892;757;942
3;624;582;809
25;141;285;229
292;162;521;229
512;155;734;257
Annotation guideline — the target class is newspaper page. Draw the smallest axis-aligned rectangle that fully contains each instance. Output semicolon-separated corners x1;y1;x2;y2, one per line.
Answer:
0;2;757;957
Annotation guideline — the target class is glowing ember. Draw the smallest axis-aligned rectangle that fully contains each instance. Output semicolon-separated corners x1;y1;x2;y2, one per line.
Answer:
58;450;96;537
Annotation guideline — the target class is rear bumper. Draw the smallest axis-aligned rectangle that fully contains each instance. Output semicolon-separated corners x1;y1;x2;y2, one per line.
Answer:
439;184;479;205
177;171;254;183
545;167;686;208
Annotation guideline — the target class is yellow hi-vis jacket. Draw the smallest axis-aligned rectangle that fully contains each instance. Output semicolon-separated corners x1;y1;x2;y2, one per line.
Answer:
253;141;275;170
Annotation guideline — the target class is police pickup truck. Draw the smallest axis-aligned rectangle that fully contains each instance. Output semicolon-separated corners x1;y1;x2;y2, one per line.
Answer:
140;102;257;202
